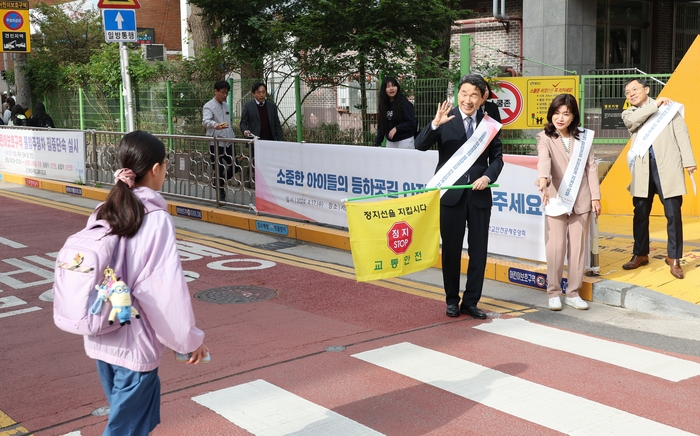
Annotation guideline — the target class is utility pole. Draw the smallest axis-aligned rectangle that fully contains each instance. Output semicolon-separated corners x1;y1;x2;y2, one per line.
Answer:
119;42;135;132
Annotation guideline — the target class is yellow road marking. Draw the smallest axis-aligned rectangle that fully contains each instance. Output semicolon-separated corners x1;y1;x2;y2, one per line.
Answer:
0;410;31;435
0;190;537;316
0;411;15;428
0;190;91;216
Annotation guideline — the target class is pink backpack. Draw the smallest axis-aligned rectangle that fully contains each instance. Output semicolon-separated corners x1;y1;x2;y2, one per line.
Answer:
53;220;124;335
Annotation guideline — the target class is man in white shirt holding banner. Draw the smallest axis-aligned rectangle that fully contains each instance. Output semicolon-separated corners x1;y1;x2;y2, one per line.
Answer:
415;74;503;319
621;78;696;279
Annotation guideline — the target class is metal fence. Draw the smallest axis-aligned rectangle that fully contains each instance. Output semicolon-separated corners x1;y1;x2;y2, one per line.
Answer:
82;129;256;210
44;72;673;178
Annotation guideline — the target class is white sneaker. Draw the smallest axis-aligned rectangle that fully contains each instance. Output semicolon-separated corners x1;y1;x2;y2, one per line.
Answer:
548;297;562;311
564;296;589;310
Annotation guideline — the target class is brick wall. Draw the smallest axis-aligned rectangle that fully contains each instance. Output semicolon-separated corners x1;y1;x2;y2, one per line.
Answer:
136;0;182;51
451;0;523;75
652;0;673;73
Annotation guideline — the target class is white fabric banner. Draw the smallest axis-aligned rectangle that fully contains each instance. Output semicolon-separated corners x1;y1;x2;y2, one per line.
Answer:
255;141;546;262
0;128;86;182
254;141;438;228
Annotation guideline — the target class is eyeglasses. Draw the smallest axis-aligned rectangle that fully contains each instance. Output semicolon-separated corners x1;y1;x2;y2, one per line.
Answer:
625;87;643;96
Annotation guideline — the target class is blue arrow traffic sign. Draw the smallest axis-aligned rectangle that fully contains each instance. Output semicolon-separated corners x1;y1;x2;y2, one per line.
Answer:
103;9;136;31
102;9;137;42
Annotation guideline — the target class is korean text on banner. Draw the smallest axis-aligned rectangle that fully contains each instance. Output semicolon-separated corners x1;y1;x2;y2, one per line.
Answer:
345;190;440;282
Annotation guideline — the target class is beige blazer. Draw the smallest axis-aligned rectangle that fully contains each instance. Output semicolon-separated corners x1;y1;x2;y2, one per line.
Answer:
536;131;601;215
622;98;696;198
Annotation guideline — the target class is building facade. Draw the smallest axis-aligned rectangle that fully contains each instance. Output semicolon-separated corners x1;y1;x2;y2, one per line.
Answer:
454;0;699;76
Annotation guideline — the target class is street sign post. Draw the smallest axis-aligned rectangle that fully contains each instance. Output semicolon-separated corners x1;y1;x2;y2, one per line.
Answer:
97;0;141;133
102;9;137;42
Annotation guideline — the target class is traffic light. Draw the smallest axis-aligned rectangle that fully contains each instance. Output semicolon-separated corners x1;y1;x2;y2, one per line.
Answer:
0;71;5;80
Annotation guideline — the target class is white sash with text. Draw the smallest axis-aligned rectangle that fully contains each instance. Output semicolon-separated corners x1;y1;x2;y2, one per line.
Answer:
426;115;502;196
543;128;594;217
626;101;683;171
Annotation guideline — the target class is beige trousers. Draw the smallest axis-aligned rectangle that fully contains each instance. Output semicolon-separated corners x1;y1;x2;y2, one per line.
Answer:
545;211;591;298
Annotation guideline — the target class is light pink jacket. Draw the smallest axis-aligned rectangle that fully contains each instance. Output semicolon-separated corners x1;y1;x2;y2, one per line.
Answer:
83;187;204;372
536;131;601;215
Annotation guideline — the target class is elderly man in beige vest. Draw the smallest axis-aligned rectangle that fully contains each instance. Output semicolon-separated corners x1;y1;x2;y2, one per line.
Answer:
621;78;697;279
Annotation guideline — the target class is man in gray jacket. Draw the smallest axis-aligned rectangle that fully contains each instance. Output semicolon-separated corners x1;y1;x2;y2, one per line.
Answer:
203;80;236;201
621;78;696;279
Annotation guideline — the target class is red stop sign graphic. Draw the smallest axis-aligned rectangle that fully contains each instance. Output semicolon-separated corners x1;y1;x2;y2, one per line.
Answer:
490;81;523;126
387;221;413;255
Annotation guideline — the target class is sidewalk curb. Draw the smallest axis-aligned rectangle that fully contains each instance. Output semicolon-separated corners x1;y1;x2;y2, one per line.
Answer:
592;279;700;319
3;171;698;320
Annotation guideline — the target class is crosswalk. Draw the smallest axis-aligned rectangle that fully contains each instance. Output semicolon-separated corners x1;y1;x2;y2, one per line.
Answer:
61;318;700;436
354;342;691;435
188;318;699;435
192;380;384;436
474;318;700;382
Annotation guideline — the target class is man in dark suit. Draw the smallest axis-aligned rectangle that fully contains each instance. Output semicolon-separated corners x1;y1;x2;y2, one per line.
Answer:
415;74;504;319
240;82;284;141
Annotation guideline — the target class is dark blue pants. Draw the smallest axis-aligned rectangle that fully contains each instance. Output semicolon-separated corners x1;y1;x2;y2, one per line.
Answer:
96;360;161;436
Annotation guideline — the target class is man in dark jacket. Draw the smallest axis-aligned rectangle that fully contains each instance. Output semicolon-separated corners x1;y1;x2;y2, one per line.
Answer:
240;82;284;141
415;74;504;319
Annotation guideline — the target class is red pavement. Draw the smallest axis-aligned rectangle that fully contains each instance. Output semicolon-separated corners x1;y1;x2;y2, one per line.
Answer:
2;196;700;436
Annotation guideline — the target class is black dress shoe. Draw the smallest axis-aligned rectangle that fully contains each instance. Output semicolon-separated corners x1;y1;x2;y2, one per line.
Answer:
461;305;487;319
446;304;460;317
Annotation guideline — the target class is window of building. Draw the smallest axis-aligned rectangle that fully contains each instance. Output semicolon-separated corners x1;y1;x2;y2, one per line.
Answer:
596;0;651;71
673;3;700;70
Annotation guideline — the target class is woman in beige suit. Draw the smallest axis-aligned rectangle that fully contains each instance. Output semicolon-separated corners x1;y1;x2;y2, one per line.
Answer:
537;94;601;311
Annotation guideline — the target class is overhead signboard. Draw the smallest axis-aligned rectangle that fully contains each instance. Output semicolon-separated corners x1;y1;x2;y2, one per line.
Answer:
0;0;30;53
96;0;141;9
103;9;137;43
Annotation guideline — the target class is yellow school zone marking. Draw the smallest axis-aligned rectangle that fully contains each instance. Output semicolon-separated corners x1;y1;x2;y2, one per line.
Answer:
597;214;700;304
0;410;31;435
0;189;534;316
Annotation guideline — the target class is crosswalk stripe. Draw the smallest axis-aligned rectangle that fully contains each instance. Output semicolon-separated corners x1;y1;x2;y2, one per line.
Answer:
192;379;384;436
0;236;26;249
352;342;693;435
474;318;700;382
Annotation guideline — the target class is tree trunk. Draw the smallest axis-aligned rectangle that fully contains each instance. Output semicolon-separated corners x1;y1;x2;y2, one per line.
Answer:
186;4;215;57
358;56;372;145
240;60;264;102
13;53;31;113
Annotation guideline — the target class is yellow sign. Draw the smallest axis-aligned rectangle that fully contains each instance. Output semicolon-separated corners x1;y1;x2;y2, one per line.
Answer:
96;0;141;9
345;190;440;282
0;7;30;53
490;76;580;130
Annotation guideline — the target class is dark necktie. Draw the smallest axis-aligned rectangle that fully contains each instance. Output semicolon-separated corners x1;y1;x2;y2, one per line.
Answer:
464;117;474;183
465;116;473;140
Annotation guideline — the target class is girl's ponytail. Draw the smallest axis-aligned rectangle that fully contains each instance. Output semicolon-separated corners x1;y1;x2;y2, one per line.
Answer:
96;131;165;238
